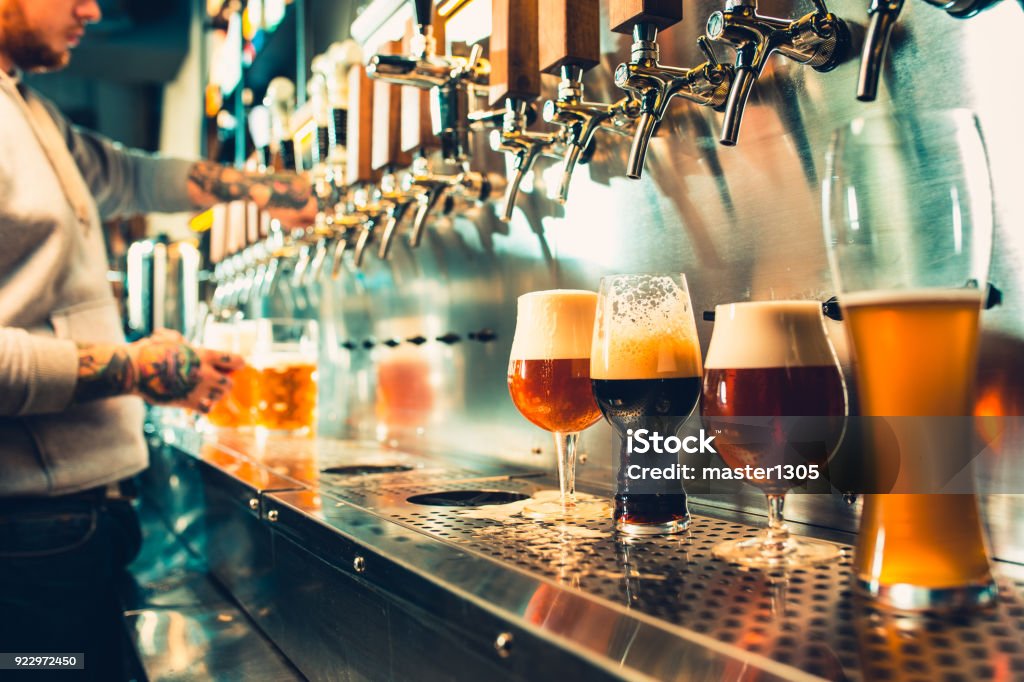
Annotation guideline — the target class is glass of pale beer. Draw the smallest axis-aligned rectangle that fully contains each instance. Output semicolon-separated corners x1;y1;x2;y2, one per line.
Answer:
702;301;847;567
252;319;319;435
508;290;607;520
591;274;703;535
195;315;261;429
824;109;996;610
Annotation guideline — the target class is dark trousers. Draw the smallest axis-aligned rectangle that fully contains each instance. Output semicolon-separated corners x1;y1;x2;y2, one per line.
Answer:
0;492;143;681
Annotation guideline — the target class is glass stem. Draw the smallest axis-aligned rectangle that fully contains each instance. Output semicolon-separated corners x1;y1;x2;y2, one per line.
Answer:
554;431;579;507
763;494;791;555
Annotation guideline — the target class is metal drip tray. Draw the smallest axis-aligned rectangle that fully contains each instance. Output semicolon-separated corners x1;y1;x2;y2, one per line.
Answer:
363;486;1024;682
406;490;531;507
322;464;414;476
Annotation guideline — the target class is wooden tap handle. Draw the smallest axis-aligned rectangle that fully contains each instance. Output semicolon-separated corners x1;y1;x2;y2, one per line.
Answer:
609;0;683;34
414;0;433;27
489;0;540;106
346;64;379;184
372;40;413;171
539;0;600;75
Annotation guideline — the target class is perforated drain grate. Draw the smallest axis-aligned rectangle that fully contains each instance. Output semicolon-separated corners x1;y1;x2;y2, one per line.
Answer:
380;498;1024;682
406;490;531;507
322;465;414;476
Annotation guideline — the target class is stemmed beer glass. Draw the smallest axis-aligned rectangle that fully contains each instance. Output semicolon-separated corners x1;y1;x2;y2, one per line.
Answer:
702;301;847;568
823;109;996;609
590;274;703;535
508;290;608;520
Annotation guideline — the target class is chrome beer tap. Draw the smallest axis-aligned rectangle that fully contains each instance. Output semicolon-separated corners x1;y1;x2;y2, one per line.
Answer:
543;66;640;200
489;99;565;222
403;156;503;248
375;169;421;260
705;0;852;146
365;1;488;165
614;34;732;179
350;187;391;268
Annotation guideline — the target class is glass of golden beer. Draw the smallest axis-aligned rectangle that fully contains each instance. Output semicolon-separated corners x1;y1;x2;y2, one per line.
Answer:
508;290;607;520
823;109;996;610
591;274;703;535
702;301;847;567
197;316;260;429
252;318;319;435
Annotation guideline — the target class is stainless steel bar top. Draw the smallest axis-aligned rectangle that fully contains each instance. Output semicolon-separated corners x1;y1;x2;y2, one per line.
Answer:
149;418;1024;682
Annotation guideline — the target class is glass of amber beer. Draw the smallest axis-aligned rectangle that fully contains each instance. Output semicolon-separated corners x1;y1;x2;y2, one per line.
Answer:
824;109;996;610
508;290;607;520
252;319;319;435
702;301;847;567
591;274;703;535
199;317;260;429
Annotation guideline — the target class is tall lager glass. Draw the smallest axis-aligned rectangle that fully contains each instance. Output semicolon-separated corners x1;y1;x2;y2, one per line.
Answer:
824;109;996;610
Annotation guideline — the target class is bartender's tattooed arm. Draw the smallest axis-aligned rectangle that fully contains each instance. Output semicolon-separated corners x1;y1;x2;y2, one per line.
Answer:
74;344;136;402
185;160;314;212
73;339;201;404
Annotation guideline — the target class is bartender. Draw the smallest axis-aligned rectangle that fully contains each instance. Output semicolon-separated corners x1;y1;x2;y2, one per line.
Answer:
0;0;317;678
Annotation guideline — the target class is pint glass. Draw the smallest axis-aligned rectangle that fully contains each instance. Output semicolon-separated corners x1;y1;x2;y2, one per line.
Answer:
198;317;260;429
252;319;319;435
823;109;996;609
591;274;702;535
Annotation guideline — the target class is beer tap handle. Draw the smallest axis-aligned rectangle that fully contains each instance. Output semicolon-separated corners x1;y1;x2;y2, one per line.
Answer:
488;0;540;108
372;40;413;173
265;77;298;171
346;65;379;186
247;105;272;171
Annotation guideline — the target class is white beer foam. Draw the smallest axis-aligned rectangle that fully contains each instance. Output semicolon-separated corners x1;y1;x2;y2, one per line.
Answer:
704;301;838;370
201;320;259;356
250;349;317;370
509;290;598;360
841;288;984;308
590;276;702;380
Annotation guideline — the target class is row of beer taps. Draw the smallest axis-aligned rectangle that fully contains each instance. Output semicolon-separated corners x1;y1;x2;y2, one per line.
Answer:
209;0;1013;315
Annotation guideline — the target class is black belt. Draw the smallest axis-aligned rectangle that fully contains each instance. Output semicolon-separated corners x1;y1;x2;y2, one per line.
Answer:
0;481;136;515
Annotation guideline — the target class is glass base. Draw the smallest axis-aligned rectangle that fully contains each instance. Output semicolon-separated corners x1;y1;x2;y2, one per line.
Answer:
616;515;690;536
856;576;998;612
714;533;840;569
521;493;610;521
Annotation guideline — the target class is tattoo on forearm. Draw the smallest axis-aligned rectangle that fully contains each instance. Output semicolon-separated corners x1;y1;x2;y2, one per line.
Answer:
135;344;202;404
187;160;311;210
74;345;136;403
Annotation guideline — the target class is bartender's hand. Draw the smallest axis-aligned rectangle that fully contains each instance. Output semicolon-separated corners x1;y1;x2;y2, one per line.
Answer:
130;329;245;413
74;330;244;413
185;160;319;228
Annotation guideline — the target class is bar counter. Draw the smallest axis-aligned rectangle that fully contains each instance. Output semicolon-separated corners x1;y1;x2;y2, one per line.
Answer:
139;412;1024;682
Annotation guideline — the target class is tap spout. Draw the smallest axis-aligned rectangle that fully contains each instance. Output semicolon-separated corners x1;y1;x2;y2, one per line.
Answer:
857;0;903;101
626;111;658;180
719;63;757;146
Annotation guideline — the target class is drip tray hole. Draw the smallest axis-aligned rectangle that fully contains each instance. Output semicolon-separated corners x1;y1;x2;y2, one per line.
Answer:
322;465;414;476
407;490;530;507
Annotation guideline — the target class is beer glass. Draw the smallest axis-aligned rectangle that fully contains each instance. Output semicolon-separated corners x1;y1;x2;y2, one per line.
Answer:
508;290;607;520
702;301;847;568
252;318;319;435
196;316;260;429
591;274;703;535
823;109;996;609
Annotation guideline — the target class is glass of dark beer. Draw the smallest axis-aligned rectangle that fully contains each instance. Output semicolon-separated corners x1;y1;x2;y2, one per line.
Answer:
508;290;608;520
702;301;847;568
591;274;703;535
824;109;996;609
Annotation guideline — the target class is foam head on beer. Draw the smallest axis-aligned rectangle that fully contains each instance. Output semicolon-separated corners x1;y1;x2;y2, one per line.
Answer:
590;275;702;381
509;290;598;362
507;290;602;434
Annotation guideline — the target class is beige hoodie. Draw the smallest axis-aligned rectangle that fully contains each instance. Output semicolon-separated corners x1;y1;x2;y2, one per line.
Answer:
0;70;197;496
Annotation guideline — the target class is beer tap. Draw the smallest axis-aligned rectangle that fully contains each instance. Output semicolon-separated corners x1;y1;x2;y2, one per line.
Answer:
487;0;565;223
609;1;733;179
539;1;642;201
365;0;489;165
706;0;852;146
857;0;1013;101
344;62;385;269
261;77;300;297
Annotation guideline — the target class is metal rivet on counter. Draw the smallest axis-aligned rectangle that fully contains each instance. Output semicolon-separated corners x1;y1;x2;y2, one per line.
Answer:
353;556;366;573
578;453;588;464
267;509;279;522
530;447;543;455
248;497;259;511
494;632;513;658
